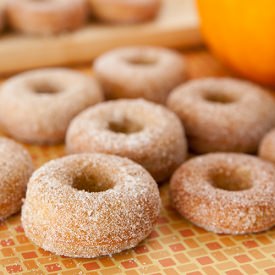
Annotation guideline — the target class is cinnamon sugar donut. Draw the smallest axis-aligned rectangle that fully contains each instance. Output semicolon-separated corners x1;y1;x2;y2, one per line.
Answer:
94;47;186;104
0;137;33;221
170;153;275;234
7;0;88;35
167;78;275;153
66;99;187;182
259;129;275;164
89;0;161;24
0;69;103;144
22;153;161;258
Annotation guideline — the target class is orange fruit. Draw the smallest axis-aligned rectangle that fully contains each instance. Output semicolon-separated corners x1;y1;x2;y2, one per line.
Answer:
197;0;275;87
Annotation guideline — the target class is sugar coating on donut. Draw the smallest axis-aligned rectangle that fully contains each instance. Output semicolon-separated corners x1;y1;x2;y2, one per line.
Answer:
66;99;187;182
167;77;275;153
0;137;33;220
7;0;88;35
94;47;186;104
170;153;275;234
88;0;161;24
259;128;275;164
22;153;161;258
0;68;103;144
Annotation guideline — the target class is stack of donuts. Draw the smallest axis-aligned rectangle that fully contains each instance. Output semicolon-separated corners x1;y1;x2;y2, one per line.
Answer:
0;0;162;35
0;45;274;259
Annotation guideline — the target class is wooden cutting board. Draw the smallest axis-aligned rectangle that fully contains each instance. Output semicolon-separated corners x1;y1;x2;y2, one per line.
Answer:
0;0;201;75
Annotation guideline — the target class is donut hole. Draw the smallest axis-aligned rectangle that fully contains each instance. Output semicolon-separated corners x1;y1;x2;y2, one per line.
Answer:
204;93;236;104
73;173;114;193
108;118;143;134
125;56;157;66
210;170;252;191
32;82;60;95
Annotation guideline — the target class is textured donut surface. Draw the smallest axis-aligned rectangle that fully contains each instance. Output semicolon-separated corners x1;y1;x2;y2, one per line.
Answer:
259;129;275;164
0;68;103;144
0;137;33;221
66;99;187;181
167;77;275;153
89;0;161;24
170;153;275;234
94;47;186;104
7;0;88;35
22;153;161;258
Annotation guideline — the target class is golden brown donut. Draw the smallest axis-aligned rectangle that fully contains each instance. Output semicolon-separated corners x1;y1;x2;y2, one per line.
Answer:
88;0;161;24
6;0;88;35
170;153;275;234
66;99;187;182
0;68;103;144
22;153;161;258
94;47;186;104
167;77;275;153
259;129;275;164
0;137;33;221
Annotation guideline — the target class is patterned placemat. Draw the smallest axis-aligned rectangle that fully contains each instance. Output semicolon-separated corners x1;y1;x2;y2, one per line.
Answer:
0;49;274;275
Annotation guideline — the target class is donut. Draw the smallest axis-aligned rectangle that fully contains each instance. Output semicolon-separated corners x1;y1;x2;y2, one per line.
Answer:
170;153;275;234
88;0;161;24
0;69;103;144
259;129;275;164
6;0;88;35
66;99;187;182
167;77;275;153
94;47;186;104
22;153;161;258
0;137;33;221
